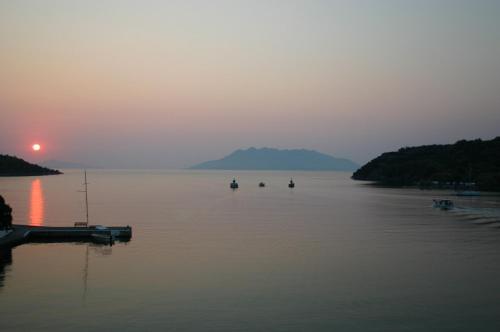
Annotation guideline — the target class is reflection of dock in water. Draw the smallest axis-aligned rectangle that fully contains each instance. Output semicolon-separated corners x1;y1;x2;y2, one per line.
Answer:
83;244;89;302
0;224;132;248
81;241;114;303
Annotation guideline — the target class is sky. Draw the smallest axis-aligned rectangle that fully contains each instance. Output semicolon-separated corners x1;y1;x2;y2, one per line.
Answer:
1;0;499;168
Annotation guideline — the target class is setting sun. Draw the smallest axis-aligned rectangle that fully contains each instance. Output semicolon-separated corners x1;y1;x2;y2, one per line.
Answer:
32;143;41;151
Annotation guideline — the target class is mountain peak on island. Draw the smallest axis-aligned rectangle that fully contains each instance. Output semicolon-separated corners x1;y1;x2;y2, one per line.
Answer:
190;147;359;171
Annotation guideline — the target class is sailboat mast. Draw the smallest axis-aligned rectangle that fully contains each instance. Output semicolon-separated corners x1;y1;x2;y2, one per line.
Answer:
84;169;89;225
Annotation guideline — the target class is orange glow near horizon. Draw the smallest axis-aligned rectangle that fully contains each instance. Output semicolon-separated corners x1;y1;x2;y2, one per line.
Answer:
1;2;499;168
29;179;44;226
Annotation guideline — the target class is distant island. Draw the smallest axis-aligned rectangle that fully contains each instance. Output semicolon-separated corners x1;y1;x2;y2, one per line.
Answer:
41;159;92;169
352;137;500;191
0;155;62;176
190;147;359;171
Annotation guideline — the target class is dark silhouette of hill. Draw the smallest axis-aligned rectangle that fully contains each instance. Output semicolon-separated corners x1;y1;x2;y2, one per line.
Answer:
190;147;359;171
352;137;500;191
0;154;62;176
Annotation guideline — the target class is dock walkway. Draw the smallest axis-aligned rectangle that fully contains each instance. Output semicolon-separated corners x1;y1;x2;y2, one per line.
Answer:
0;224;132;248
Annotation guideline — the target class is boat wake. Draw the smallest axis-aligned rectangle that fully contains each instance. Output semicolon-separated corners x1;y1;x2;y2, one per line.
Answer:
451;206;500;227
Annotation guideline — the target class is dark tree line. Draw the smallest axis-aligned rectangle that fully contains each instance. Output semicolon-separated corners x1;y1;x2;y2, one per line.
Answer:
0;154;61;176
352;137;500;191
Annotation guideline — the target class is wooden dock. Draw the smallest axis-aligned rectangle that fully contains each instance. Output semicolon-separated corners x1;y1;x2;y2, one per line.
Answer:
0;224;132;248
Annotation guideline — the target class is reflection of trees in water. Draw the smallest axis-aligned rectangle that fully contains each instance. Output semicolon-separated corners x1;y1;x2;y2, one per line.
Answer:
0;247;13;288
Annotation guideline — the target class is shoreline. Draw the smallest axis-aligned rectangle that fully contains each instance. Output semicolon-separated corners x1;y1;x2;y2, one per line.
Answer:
354;181;500;195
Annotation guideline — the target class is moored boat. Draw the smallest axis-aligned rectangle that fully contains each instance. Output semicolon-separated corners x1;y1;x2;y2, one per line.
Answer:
91;232;114;244
230;178;239;189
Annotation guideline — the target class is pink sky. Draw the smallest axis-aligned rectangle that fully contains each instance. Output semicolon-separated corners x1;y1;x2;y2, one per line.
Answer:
1;1;499;168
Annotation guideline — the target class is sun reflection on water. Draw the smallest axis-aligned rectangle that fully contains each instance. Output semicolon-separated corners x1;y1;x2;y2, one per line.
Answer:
29;179;44;226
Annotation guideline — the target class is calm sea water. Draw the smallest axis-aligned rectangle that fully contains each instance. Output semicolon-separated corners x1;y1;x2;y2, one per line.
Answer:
1;170;500;331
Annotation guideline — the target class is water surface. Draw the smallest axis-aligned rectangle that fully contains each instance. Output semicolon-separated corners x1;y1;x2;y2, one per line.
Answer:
1;170;500;331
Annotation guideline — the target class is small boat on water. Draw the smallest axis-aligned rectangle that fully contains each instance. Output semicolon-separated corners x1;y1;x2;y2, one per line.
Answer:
230;178;239;189
77;171;128;245
91;225;114;244
259;182;266;188
433;199;454;210
288;179;295;188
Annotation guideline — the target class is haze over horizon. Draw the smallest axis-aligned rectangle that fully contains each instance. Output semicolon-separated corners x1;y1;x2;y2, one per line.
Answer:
1;1;499;169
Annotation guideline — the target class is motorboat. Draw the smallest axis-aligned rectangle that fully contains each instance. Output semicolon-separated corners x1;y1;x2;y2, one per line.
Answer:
259;182;266;188
230;178;239;189
288;179;295;188
433;199;454;210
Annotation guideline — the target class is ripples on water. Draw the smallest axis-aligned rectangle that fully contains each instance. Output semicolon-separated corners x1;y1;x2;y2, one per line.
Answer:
452;207;500;226
1;170;500;332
